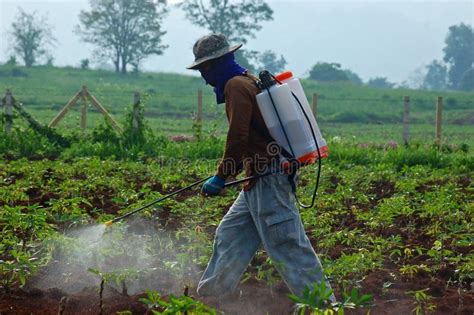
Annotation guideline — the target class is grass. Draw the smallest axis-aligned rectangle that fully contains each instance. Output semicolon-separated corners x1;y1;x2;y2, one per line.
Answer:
1;64;473;146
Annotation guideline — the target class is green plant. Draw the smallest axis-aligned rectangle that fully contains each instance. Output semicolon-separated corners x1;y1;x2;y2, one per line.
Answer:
406;289;436;315
340;287;373;310
427;240;453;271
87;267;144;312
288;282;373;315
0;249;38;291
288;282;334;314
88;268;107;315
139;289;216;315
399;264;420;279
191;112;202;141
140;289;163;311
255;257;282;293
0;204;54;291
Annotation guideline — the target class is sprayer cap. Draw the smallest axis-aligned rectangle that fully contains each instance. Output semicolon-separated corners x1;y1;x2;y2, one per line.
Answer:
275;71;293;82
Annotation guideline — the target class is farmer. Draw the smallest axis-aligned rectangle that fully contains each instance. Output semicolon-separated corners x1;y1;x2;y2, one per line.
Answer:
187;33;334;300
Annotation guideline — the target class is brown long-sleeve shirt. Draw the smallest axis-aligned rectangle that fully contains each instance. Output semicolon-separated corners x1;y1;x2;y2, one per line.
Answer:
216;74;278;190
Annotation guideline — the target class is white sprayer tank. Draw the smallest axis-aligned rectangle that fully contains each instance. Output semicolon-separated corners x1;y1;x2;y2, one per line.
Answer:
256;71;328;166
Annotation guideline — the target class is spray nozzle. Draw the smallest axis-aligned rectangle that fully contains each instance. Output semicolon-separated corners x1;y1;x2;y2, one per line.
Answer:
258;70;277;89
104;220;113;227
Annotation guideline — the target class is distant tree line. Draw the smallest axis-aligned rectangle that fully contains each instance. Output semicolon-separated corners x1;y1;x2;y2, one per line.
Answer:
3;0;473;91
423;23;473;91
307;62;396;89
4;0;287;74
307;23;473;91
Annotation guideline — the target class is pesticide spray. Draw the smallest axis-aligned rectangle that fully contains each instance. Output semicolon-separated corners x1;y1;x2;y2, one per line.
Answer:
28;217;202;296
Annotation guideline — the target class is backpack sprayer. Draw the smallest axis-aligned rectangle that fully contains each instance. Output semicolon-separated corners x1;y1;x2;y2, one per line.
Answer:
256;70;328;208
104;70;328;227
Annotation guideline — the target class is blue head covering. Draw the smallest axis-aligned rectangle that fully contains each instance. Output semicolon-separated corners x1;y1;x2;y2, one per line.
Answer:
200;52;246;104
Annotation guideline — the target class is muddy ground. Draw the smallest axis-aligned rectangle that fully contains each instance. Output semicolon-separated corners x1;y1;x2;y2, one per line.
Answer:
1;249;472;314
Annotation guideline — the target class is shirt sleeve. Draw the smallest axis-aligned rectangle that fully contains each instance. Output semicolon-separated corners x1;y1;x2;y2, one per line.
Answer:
216;80;253;179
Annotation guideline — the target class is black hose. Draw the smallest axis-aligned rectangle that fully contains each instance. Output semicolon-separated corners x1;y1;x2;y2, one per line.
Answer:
265;86;296;159
290;90;322;209
268;73;322;209
228;73;322;209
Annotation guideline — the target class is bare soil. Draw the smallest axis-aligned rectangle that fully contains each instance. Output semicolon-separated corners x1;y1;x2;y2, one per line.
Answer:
1;268;472;315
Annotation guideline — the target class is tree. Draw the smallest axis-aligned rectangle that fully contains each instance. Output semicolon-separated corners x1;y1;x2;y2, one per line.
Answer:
459;68;474;91
180;0;273;44
403;66;426;90
76;0;168;74
443;23;474;89
9;8;56;67
180;0;273;70
235;50;259;73
80;58;90;70
257;50;287;73
423;60;448;91
367;77;394;89
343;69;363;85
309;62;348;81
6;56;17;66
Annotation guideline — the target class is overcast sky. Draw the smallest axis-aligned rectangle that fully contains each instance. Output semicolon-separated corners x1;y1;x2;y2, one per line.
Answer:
0;0;472;84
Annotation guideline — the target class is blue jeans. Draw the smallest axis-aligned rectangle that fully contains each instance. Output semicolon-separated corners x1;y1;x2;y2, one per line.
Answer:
197;172;334;299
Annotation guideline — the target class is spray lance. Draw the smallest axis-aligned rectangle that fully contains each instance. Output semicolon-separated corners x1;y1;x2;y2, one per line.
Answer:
103;169;287;227
104;176;213;227
104;70;328;227
103;172;280;227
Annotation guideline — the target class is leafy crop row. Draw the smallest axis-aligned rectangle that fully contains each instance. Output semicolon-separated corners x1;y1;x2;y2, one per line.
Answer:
0;134;472;313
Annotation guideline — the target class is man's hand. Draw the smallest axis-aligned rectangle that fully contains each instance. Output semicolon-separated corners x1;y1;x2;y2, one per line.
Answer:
201;175;225;196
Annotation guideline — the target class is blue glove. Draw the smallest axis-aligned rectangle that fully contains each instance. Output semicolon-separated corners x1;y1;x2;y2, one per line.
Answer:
201;175;225;196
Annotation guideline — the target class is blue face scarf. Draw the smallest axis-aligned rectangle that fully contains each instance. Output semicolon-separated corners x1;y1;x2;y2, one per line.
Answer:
200;53;246;104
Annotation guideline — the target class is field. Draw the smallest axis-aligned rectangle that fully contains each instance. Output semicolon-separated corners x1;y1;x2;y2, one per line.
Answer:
1;64;473;144
0;65;473;314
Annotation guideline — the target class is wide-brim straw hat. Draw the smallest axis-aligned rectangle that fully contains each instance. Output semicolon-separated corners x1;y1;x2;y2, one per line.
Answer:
187;33;242;70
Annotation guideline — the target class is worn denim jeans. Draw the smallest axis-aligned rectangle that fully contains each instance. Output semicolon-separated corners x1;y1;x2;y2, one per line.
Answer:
197;172;334;300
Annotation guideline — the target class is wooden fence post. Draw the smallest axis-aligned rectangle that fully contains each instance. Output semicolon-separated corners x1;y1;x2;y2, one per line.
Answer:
197;89;203;124
80;86;88;131
312;93;318;120
435;96;443;146
3;89;13;134
49;86;122;133
403;96;410;145
87;91;123;133
49;90;82;128
133;92;140;130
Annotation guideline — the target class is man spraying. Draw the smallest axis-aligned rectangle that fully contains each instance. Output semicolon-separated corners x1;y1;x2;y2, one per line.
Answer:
187;33;334;301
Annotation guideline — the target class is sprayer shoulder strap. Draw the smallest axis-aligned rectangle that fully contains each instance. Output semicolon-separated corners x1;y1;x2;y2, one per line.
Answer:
244;72;292;159
246;71;297;192
245;72;294;160
245;72;262;89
